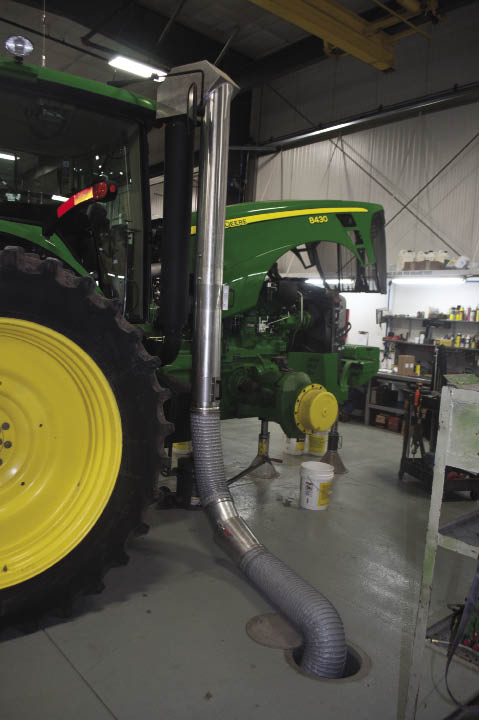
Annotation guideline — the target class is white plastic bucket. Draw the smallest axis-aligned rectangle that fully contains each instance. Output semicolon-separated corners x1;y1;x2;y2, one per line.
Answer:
284;435;305;455
300;461;334;511
306;431;328;457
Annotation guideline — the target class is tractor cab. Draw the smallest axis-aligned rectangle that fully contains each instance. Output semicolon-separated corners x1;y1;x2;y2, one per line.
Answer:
0;55;156;321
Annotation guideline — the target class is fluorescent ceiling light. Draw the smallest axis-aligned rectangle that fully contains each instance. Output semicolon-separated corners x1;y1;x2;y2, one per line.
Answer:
108;56;166;81
0;153;16;161
306;278;354;286
392;277;464;285
52;194;69;202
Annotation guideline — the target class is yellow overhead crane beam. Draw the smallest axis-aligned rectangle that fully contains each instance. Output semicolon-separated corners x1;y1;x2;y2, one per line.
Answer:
249;0;395;70
396;0;421;11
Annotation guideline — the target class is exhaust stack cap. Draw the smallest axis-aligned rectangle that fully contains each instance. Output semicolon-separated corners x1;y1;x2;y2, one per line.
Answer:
156;60;239;119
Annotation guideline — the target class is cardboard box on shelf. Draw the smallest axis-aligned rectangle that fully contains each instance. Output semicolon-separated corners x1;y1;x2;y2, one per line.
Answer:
403;260;446;271
375;413;387;427
388;416;401;433
398;354;415;376
370;388;377;404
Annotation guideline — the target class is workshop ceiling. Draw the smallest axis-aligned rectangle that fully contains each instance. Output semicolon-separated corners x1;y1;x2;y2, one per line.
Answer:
1;0;477;91
139;0;310;60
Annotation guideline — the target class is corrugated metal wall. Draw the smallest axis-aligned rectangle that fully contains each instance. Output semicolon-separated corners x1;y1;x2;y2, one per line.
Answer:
255;102;479;270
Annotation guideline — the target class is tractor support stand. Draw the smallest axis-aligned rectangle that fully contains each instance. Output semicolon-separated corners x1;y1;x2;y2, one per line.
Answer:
322;421;348;474
228;419;281;485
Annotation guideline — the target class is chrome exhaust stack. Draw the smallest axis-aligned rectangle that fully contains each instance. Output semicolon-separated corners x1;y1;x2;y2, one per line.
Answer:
158;63;347;679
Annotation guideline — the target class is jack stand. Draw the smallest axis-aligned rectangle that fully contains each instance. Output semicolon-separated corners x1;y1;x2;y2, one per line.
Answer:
228;419;281;485
322;421;348;474
157;454;202;509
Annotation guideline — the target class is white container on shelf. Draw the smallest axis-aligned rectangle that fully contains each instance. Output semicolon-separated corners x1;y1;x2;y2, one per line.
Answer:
396;249;415;270
284;435;305;455
436;249;450;265
299;461;334;511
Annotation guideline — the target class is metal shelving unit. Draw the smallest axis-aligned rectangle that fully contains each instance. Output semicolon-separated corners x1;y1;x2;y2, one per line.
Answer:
368;403;405;414
364;372;429;426
405;384;479;719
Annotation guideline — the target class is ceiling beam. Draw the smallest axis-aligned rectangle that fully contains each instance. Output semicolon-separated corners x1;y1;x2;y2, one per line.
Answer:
396;0;421;11
249;0;395;70
8;0;479;90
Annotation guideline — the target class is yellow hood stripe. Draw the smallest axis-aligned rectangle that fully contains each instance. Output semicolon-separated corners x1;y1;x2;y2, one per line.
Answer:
190;206;368;235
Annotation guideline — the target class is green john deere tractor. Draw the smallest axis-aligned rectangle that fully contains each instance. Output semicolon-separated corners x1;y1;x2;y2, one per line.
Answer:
0;46;385;626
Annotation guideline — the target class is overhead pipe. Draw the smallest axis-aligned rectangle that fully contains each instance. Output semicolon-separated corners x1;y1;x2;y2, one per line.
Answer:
241;81;479;154
190;66;346;679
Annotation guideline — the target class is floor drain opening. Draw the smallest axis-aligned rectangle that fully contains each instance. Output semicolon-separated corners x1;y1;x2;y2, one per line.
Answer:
246;613;369;683
285;643;366;682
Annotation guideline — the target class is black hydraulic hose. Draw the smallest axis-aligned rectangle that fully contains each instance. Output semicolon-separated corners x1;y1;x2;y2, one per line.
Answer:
158;115;195;365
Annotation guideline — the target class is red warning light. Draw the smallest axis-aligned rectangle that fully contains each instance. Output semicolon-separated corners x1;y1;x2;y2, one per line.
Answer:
56;181;115;219
92;181;108;200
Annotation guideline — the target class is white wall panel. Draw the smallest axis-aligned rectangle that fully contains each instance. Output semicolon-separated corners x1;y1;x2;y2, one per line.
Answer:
149;171;199;221
391;283;479;318
256;103;479;265
344;293;385;349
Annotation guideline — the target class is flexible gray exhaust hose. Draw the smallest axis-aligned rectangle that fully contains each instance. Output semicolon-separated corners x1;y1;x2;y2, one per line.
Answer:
191;409;347;679
190;411;230;506
240;547;347;677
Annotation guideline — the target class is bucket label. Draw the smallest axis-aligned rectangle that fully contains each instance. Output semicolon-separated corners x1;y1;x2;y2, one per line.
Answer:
304;480;314;503
317;481;332;506
296;440;305;452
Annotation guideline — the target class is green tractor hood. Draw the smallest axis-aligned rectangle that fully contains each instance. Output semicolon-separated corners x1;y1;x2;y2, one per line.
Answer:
191;199;386;317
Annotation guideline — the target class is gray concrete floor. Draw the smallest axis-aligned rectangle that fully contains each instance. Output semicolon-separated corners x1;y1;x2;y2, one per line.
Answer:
1;419;478;720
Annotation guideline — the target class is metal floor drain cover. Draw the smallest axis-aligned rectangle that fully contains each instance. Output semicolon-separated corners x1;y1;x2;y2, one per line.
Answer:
246;613;303;650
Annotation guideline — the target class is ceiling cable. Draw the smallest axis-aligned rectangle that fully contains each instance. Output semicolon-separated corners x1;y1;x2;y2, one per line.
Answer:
41;0;46;67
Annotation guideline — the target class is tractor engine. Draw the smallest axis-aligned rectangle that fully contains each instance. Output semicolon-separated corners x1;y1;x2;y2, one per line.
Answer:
220;278;347;438
159;271;379;443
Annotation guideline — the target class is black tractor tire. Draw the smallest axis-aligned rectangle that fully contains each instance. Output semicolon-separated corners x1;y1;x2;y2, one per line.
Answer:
0;247;172;626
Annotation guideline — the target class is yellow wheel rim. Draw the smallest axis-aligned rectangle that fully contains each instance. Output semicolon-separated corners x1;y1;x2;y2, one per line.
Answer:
0;318;122;588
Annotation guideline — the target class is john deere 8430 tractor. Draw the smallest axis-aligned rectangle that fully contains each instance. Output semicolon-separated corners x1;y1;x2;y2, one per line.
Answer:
0;41;385;665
